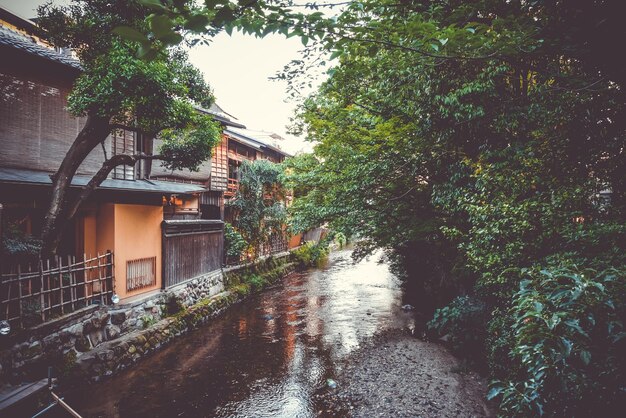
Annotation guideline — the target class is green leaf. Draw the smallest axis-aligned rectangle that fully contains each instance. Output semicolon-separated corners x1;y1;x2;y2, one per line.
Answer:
150;14;174;38
486;386;502;400
329;50;342;60
137;44;157;59
139;0;168;12
580;350;591;365
159;32;183;45
185;14;209;32
113;26;149;43
301;36;309;46
214;7;234;25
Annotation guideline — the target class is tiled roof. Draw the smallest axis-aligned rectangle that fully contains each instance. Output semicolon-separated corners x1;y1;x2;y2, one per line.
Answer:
224;127;291;157
0;24;81;70
0;167;206;195
195;103;246;129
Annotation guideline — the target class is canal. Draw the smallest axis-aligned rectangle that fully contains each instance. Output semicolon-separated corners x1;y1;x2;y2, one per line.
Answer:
55;248;419;417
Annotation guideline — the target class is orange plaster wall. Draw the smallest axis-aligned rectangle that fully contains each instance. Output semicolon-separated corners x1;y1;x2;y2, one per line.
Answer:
95;204;115;255
113;204;163;300
82;211;97;258
288;233;303;249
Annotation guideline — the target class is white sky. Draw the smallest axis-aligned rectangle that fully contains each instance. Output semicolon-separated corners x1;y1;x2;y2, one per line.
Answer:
0;0;322;154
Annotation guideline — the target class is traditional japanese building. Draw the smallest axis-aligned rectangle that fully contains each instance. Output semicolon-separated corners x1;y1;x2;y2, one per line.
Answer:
0;7;211;306
0;6;294;326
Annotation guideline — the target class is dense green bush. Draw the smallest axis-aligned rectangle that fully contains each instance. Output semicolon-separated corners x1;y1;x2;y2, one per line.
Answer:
224;222;247;259
428;295;488;368
245;274;267;291
488;266;626;417
291;241;330;268
1;223;41;265
228;160;287;259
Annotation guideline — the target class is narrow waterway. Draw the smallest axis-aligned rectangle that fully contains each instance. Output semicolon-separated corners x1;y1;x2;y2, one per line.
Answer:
58;248;419;417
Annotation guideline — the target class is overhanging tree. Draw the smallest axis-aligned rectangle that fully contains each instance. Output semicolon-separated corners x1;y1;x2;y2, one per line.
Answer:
36;0;221;256
228;159;287;259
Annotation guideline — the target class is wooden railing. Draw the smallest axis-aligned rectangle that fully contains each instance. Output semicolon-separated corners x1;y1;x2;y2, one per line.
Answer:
0;252;114;329
260;233;289;256
226;233;289;266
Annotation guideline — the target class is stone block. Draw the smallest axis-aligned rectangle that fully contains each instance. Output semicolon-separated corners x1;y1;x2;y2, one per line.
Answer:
67;323;84;337
82;319;95;335
105;324;121;340
24;341;43;359
110;311;127;325
89;330;106;347
42;333;60;349
75;335;91;352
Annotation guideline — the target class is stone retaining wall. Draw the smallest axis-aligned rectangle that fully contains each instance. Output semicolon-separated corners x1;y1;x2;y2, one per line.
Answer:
0;252;294;385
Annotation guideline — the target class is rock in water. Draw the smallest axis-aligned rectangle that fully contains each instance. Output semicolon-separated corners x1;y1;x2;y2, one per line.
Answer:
401;304;415;311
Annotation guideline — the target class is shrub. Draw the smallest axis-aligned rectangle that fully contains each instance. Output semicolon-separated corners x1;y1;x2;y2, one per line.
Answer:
488;266;626;417
428;295;488;368
292;241;329;268
1;223;41;265
244;274;266;292
224;222;247;259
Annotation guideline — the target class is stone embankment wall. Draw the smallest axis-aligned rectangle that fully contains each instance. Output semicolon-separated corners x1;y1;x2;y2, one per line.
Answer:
0;253;294;384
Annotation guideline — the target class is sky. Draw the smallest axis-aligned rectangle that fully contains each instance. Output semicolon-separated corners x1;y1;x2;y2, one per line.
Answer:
0;0;322;154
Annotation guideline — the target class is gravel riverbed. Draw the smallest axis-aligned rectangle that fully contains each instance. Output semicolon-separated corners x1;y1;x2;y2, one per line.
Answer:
314;329;495;417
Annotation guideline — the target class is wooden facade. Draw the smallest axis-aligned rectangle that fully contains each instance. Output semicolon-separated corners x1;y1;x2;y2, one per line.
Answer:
162;220;223;288
210;135;229;191
0;9;223;315
0;7;296;325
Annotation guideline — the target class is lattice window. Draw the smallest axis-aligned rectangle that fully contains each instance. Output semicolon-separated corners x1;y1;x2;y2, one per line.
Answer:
126;256;156;291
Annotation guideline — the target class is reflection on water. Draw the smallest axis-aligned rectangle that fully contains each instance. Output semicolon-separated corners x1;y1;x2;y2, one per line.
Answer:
56;249;417;418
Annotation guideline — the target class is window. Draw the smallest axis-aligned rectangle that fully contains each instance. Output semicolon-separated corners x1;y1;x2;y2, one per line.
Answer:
126;256;156;291
228;159;240;180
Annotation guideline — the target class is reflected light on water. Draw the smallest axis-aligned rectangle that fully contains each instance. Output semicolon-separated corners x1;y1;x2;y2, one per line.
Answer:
55;248;417;418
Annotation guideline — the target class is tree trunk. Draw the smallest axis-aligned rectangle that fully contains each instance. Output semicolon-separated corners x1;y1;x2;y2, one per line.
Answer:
40;114;111;257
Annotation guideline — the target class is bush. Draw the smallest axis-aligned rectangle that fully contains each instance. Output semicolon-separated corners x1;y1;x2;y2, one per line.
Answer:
224;222;247;259
428;295;488;368
1;223;41;265
292;241;329;268
244;274;267;292
488;266;626;417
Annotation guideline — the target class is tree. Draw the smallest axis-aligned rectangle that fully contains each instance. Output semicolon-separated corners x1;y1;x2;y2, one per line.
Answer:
117;1;625;413
279;1;625;415
35;0;221;256
228;159;287;259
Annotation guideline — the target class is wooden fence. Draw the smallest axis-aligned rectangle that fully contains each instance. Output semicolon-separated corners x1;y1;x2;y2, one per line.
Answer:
162;220;223;288
0;252;114;328
225;233;289;266
260;233;289;257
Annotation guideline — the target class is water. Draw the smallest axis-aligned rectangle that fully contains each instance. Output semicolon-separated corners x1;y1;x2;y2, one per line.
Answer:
56;248;418;417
